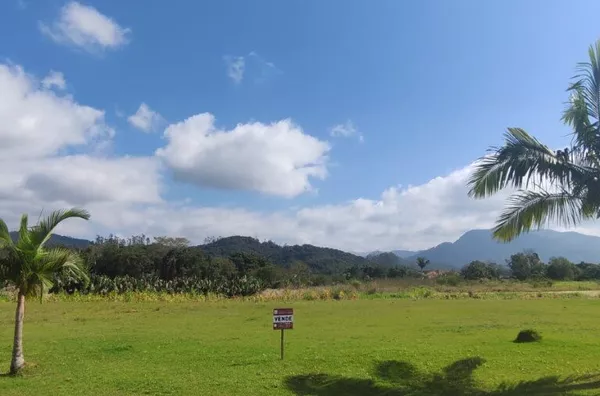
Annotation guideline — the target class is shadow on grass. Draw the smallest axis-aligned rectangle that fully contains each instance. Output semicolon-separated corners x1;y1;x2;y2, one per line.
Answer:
285;357;600;396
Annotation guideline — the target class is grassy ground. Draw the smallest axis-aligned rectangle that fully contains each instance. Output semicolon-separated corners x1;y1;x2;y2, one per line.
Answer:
1;297;600;395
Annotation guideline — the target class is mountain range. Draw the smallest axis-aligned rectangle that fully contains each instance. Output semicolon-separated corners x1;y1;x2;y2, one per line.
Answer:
396;229;600;268
8;228;600;269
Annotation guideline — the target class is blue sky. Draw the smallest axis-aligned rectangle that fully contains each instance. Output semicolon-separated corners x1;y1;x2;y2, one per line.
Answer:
1;0;600;251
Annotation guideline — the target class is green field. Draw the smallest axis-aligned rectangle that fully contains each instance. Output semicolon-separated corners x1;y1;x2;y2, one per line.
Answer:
1;297;600;395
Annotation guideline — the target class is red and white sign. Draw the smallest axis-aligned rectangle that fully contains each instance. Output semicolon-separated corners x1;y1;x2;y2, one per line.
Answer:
273;308;294;330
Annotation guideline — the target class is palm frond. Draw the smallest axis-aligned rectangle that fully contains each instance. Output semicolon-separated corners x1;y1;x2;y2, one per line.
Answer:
468;128;589;198
492;190;591;241
30;208;90;248
39;247;88;281
15;213;35;253
564;41;600;158
24;247;89;299
0;218;14;248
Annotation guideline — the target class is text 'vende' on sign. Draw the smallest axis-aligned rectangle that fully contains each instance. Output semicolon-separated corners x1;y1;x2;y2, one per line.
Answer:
273;308;294;330
273;308;293;360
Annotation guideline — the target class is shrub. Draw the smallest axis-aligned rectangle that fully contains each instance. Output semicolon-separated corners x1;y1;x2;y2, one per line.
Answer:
514;329;542;343
436;272;462;286
51;273;264;297
546;257;578;281
530;279;553;288
332;289;345;300
461;261;502;280
408;287;433;299
350;279;362;290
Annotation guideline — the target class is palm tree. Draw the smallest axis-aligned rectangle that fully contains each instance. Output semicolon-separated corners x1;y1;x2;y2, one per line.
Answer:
416;257;430;272
468;40;600;242
0;208;90;375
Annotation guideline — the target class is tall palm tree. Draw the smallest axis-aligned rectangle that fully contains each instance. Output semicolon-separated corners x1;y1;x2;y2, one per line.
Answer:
0;208;90;375
468;40;600;242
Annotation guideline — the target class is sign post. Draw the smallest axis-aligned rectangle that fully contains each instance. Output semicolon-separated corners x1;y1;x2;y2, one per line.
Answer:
273;308;293;360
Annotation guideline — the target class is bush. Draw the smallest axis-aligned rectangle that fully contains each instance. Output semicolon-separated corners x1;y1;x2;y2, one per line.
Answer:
461;261;502;280
514;329;542;343
547;257;578;281
51;273;264;297
576;263;600;280
436;272;462;286
408;287;433;299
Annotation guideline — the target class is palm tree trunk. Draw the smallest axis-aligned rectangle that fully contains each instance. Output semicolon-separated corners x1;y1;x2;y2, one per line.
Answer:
10;291;25;375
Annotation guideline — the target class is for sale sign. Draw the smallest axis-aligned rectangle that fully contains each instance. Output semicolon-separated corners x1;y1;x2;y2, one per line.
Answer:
273;308;294;330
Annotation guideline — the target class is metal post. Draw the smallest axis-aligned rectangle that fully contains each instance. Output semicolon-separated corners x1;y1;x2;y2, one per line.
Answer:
280;329;284;360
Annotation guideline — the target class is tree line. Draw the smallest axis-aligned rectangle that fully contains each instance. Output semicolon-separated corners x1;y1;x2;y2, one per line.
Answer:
44;234;600;297
48;234;425;296
460;252;600;281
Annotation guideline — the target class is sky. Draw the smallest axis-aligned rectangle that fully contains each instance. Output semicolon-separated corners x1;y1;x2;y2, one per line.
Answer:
1;0;600;252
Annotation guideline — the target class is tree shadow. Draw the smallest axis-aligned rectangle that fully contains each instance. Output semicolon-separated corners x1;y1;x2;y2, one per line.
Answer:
285;357;600;396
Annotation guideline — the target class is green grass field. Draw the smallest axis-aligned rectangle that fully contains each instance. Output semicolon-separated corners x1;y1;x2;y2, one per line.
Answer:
1;297;600;395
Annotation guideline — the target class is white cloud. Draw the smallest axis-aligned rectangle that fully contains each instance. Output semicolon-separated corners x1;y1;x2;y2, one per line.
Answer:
4;64;600;253
224;56;245;84
224;52;281;84
0;62;161;237
39;1;130;52
41;70;66;90
0;63;157;197
0;162;514;252
330;120;363;141
20;156;161;205
128;103;163;132
74;162;596;253
0;64;112;159
156;113;330;198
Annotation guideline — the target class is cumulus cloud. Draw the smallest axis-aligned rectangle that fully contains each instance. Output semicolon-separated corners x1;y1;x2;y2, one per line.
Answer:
0;162;512;252
0;62;160;237
156;113;330;197
39;1;130;52
20;156;161;205
128;103;163;132
224;56;245;84
3;64;600;253
41;70;66;90
0;64;112;159
330;120;363;142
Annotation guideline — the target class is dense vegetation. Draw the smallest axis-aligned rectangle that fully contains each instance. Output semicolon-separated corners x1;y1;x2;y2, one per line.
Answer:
20;234;596;298
459;252;600;282
44;235;422;296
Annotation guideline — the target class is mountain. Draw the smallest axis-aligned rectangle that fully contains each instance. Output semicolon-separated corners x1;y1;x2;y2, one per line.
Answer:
200;236;374;273
9;232;91;248
11;228;600;272
406;229;600;268
392;249;419;258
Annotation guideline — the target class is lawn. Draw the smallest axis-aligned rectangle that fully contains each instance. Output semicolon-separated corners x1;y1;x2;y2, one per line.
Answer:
1;297;600;395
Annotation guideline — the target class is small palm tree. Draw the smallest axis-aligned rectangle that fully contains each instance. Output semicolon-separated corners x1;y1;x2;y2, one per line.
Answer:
469;40;600;241
0;208;90;375
416;257;430;272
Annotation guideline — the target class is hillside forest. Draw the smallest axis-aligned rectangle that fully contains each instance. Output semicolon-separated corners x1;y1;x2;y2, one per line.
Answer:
8;234;600;297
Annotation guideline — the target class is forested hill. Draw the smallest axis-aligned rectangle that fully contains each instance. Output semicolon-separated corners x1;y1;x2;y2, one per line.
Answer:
8;233;377;273
201;236;372;273
9;232;91;248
